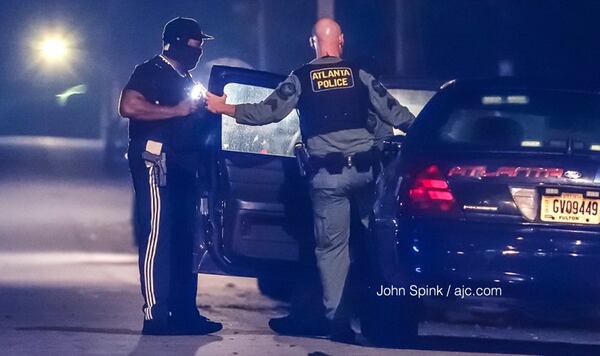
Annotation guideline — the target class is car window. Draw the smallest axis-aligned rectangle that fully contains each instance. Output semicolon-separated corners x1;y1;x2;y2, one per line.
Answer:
221;83;301;157
430;90;600;152
220;85;435;154
388;89;436;135
388;89;435;117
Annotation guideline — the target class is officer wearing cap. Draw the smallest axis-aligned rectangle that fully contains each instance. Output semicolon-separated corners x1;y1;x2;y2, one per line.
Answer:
206;18;415;342
118;17;222;335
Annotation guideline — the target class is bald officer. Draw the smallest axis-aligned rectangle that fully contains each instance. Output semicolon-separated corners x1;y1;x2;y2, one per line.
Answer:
206;18;415;342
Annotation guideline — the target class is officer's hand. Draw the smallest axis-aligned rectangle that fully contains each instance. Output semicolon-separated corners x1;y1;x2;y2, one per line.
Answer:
175;99;201;117
205;92;229;114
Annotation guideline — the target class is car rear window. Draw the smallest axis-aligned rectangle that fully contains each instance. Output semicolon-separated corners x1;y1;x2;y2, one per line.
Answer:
430;89;600;152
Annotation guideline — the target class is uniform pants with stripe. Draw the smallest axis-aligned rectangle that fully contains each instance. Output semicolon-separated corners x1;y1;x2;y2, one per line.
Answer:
129;144;199;322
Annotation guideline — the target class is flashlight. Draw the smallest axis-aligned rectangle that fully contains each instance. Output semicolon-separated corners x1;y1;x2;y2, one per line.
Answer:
189;83;207;100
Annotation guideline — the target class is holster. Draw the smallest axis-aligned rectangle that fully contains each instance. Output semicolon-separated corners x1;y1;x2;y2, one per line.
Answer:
309;148;380;175
142;151;167;187
294;142;313;177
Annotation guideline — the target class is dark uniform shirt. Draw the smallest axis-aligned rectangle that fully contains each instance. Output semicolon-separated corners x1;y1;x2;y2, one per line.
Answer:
124;55;205;152
234;56;415;157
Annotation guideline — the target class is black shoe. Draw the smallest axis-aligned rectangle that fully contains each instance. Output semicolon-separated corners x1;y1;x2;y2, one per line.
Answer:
170;314;223;335
268;314;329;337
142;319;172;335
330;326;357;344
329;319;358;345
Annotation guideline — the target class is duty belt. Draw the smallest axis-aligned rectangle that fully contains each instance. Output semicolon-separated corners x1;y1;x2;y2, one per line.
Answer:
309;149;379;174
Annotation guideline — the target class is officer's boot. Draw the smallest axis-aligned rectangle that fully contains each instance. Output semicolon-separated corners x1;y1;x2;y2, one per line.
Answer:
329;317;356;344
268;313;330;337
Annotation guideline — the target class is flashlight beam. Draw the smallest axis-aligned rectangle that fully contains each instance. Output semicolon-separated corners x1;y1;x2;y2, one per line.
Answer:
190;83;208;100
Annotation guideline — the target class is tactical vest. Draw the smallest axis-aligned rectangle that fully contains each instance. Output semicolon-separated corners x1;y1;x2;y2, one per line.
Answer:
293;59;369;140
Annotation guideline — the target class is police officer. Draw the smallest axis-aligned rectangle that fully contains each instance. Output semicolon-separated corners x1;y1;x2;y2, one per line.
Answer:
119;17;222;335
206;18;415;342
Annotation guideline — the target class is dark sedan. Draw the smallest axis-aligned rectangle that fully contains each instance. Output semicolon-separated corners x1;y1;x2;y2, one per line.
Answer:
363;78;600;344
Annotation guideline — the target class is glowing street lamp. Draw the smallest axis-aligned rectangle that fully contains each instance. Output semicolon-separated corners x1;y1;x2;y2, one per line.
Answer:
40;37;69;60
30;30;78;74
37;34;72;64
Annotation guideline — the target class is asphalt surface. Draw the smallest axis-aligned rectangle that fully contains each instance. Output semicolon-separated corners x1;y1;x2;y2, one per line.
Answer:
1;137;600;355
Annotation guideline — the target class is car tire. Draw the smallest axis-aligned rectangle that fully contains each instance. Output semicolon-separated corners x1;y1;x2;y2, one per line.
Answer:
257;276;293;302
361;283;419;347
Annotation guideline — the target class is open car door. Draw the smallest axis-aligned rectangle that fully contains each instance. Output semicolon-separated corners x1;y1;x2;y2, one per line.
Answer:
202;65;313;278
199;67;439;279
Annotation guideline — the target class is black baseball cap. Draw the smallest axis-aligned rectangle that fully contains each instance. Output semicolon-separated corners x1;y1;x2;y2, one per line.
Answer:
162;17;214;43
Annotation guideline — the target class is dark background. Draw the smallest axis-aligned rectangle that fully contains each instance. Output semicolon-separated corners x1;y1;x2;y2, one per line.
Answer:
1;0;599;139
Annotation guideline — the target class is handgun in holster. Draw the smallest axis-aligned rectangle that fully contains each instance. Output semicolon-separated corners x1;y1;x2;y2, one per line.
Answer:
142;151;167;187
293;142;313;177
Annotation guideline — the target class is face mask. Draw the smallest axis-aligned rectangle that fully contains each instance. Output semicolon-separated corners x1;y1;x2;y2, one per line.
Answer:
164;41;203;71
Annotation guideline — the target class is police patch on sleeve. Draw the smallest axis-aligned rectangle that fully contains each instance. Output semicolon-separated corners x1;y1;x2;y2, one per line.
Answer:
372;79;387;97
264;98;279;111
276;82;297;100
310;67;355;92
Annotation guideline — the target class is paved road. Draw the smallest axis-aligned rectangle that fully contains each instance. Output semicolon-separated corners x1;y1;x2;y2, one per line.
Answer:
1;139;600;355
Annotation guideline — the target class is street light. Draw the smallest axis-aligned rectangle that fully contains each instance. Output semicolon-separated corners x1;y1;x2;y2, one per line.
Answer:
28;28;79;75
37;34;72;65
40;36;69;60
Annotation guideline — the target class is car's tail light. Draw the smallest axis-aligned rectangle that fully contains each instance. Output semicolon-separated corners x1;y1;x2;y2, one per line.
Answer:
408;165;457;214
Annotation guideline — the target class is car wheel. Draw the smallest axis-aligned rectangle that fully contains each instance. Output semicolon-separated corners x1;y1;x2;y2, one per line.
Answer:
257;276;293;302
361;284;419;347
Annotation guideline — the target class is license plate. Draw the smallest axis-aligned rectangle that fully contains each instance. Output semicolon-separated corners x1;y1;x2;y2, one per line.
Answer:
541;192;600;225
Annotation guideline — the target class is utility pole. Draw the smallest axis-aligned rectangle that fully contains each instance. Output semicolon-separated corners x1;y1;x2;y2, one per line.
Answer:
317;0;335;18
395;0;406;76
257;0;267;70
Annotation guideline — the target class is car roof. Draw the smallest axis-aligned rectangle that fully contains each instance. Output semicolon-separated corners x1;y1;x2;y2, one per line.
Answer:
439;77;600;94
381;77;445;91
